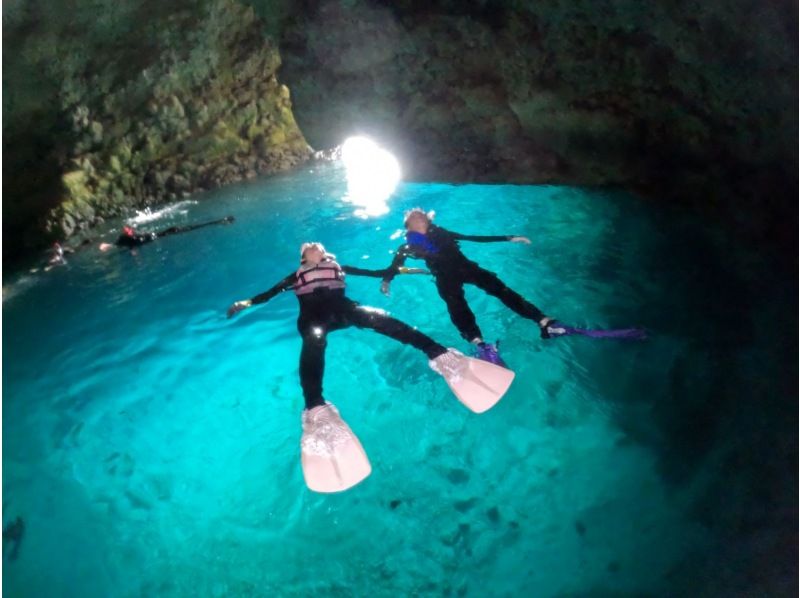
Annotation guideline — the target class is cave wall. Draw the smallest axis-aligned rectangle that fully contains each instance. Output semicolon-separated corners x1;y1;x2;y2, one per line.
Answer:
3;0;311;261
277;0;797;243
2;0;797;260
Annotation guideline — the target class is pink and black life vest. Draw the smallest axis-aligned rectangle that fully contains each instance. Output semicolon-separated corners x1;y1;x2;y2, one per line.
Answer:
294;259;346;295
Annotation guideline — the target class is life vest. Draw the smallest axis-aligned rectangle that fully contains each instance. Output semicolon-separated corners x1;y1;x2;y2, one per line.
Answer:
406;231;440;254
294;259;346;295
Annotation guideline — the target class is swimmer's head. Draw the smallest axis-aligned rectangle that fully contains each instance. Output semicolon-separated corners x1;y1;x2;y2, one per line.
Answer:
122;225;135;237
404;208;434;233
300;242;334;265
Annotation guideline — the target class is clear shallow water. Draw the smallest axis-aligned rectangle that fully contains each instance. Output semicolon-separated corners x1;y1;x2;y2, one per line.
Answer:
3;163;795;596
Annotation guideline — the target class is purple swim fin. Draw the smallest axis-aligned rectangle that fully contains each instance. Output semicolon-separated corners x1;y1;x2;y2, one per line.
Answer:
544;321;647;340
565;326;647;340
474;341;508;368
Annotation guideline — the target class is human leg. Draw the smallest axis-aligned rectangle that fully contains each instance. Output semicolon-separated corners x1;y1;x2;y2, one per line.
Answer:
468;266;548;324
346;303;448;359
435;277;484;343
297;313;371;492
298;320;329;409
343;300;514;413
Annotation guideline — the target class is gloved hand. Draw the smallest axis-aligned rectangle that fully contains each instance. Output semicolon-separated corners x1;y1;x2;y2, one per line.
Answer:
539;317;567;339
380;280;391;296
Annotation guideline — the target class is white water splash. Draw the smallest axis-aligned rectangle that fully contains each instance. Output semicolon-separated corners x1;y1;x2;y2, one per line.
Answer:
128;201;197;225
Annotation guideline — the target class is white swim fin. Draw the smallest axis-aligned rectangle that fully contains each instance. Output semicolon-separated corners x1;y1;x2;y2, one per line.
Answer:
300;403;371;493
430;349;515;413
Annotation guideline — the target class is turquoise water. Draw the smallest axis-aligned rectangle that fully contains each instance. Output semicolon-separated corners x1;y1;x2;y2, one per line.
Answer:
3;162;795;596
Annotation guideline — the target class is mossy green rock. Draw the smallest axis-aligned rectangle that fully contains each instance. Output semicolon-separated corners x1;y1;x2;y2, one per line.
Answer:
61;171;92;204
4;0;311;252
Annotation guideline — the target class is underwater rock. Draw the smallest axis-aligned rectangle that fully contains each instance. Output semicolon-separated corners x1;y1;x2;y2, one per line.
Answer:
124;488;154;511
105;452;135;478
453;498;478;513
2;517;25;561
574;520;587;537
445;468;470;485
486;506;501;524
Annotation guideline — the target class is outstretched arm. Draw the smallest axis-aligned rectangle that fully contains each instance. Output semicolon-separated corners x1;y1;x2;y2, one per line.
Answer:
343;264;428;279
444;228;530;244
342;265;392;278
382;246;412;282
227;272;296;318
378;245;416;295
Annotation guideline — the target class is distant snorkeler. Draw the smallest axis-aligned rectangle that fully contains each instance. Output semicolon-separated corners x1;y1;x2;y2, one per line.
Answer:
377;208;646;363
48;242;70;267
28;242;75;274
99;215;235;251
226;242;515;493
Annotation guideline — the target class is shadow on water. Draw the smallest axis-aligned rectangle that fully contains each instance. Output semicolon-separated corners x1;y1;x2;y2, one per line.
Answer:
578;194;798;593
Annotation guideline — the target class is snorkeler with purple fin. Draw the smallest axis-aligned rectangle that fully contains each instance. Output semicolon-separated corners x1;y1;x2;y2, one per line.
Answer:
377;209;646;364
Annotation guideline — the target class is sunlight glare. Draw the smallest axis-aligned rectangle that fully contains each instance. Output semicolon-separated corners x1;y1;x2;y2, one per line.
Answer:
341;136;401;218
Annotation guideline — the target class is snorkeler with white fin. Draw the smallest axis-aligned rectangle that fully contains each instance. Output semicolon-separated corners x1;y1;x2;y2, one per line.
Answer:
226;242;515;493
378;209;646;365
99;216;235;251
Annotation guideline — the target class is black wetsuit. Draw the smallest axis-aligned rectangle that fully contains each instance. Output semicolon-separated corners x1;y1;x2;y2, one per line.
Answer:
116;231;158;248
382;224;547;342
115;216;234;248
245;264;448;409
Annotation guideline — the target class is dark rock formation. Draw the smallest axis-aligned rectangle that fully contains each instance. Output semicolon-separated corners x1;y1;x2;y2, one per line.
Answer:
3;0;796;260
3;0;311;262
278;0;797;248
